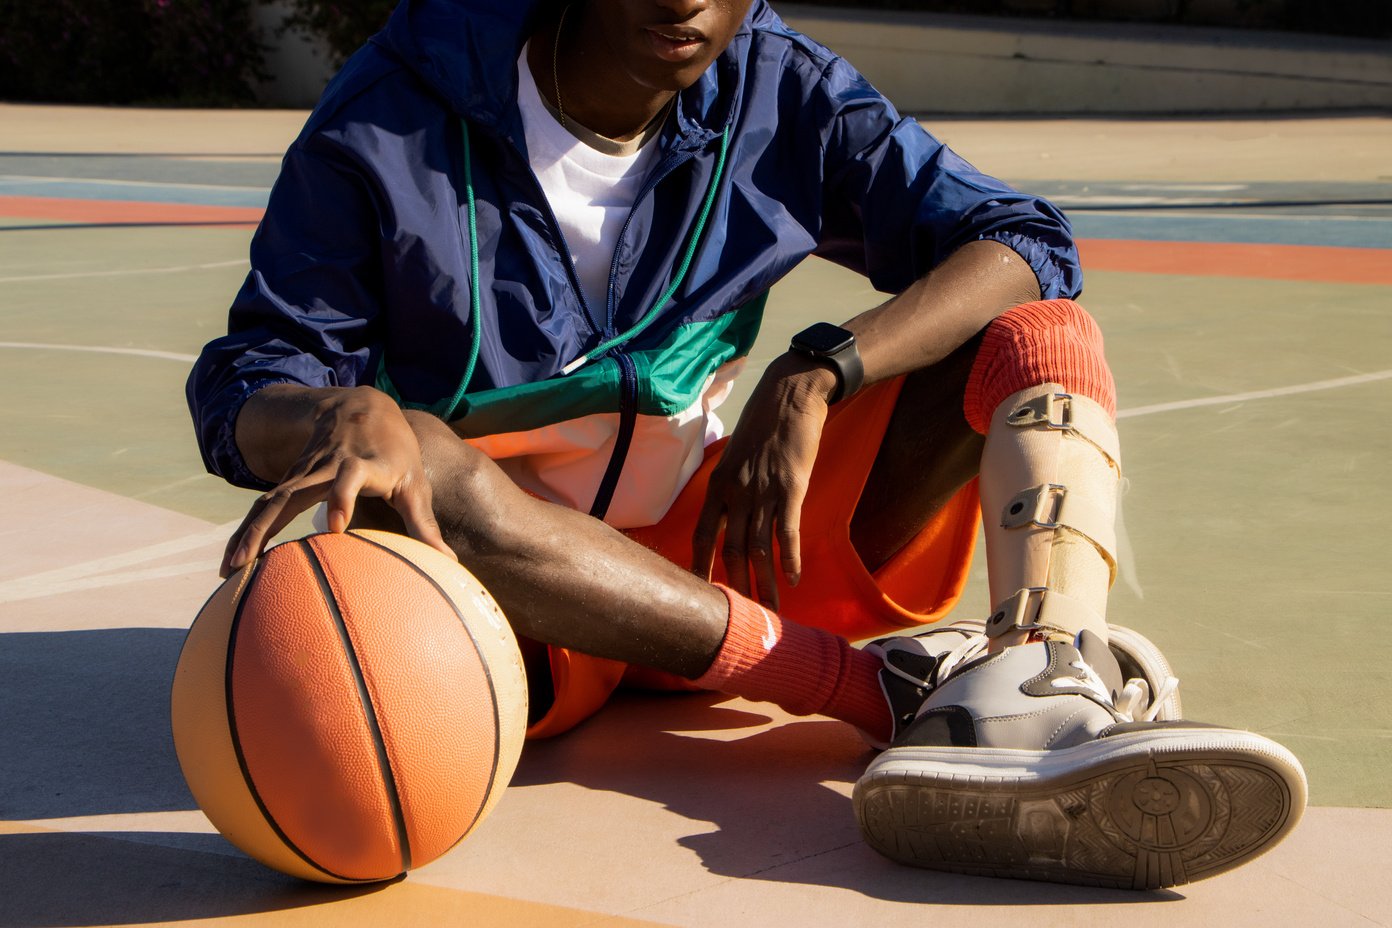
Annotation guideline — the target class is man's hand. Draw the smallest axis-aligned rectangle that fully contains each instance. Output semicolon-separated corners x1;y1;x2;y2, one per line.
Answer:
692;356;837;610
221;385;454;577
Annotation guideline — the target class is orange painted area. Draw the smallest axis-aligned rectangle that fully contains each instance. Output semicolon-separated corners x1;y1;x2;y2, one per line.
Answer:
0;195;262;226
3;196;1388;286
1078;238;1392;286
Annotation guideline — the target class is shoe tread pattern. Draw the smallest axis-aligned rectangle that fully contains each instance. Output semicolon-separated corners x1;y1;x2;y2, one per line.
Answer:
854;750;1298;890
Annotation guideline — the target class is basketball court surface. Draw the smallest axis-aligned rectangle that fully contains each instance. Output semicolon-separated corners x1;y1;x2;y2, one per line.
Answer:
1;103;1389;926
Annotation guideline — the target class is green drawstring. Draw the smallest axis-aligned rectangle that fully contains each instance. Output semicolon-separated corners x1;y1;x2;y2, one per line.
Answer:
378;121;730;415
560;125;731;376
434;119;484;421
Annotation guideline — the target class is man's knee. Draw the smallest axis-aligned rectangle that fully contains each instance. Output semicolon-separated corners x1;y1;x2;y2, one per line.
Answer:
401;410;520;560
963;299;1116;434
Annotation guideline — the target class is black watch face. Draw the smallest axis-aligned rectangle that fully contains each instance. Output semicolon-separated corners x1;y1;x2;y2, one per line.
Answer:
794;322;854;356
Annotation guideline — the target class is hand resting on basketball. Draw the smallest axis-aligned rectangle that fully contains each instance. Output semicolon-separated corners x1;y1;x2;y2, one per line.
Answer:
222;384;455;577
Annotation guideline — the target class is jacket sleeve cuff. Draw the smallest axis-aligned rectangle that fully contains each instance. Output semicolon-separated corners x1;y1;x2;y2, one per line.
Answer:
207;377;298;491
980;230;1083;301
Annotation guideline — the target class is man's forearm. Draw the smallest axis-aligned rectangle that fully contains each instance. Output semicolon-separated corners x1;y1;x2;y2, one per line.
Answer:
845;239;1043;386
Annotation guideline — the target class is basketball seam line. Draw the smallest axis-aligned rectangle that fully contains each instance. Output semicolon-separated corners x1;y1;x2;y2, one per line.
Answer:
223;557;360;883
352;531;504;851
303;537;414;875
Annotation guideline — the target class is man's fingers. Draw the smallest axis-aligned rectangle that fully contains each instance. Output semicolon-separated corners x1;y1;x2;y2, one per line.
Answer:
776;482;805;587
720;501;753;599
395;478;456;561
747;500;780;611
691;494;726;580
221;469;334;576
325;458;369;534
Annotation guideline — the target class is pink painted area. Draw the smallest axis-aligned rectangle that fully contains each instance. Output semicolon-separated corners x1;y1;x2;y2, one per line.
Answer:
0;195;262;226
1078;238;1392;286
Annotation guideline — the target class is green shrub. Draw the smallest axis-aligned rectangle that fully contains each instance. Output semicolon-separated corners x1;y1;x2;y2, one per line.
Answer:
0;0;266;105
277;0;397;66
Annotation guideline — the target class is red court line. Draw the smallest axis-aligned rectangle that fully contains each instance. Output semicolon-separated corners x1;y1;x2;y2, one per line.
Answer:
2;196;1387;286
0;196;262;226
1078;238;1392;286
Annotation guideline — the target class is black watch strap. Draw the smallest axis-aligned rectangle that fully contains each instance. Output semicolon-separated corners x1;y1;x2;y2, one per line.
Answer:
789;323;864;404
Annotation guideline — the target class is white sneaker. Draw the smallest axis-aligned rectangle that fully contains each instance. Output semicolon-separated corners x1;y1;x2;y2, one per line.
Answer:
854;632;1306;889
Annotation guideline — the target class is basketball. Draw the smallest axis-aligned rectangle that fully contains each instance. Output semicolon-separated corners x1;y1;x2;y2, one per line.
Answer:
170;529;528;883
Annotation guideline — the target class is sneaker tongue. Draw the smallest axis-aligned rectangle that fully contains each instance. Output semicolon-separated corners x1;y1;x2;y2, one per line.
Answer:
1075;629;1124;702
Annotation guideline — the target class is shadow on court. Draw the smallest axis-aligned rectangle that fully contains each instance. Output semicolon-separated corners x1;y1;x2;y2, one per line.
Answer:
0;830;392;928
512;692;1182;907
0;628;192;820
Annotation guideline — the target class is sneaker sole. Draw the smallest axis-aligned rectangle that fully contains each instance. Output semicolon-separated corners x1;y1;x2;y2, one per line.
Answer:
853;728;1307;890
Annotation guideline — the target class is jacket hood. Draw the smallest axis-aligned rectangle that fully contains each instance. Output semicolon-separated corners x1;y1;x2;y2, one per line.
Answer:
372;0;775;141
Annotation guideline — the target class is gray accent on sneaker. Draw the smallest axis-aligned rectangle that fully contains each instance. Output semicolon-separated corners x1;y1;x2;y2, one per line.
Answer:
862;623;985;750
854;639;1308;889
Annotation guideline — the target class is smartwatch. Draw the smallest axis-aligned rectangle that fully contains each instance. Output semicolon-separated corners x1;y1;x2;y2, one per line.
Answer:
789;322;863;404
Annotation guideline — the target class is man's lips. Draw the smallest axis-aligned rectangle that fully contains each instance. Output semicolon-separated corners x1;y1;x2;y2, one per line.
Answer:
644;25;707;62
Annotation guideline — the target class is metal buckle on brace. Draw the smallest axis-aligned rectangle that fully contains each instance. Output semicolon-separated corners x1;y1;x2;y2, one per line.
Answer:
985;587;1049;638
1007;392;1074;430
1001;484;1066;530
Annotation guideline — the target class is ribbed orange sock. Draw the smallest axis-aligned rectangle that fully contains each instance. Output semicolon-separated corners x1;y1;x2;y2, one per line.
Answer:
964;298;1117;434
694;585;890;742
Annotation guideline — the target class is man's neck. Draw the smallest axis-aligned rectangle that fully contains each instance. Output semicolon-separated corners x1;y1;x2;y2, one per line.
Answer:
525;9;677;143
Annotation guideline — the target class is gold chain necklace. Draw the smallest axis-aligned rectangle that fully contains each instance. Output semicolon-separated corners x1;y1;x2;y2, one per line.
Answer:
552;5;571;129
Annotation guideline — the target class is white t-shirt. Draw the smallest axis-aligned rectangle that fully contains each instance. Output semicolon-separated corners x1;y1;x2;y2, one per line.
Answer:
515;47;663;314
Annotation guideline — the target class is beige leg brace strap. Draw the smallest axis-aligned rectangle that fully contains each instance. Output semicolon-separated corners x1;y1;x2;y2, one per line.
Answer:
979;383;1121;643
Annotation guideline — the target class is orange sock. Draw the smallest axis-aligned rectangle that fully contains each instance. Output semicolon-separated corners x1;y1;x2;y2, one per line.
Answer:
964;298;1116;434
694;585;890;742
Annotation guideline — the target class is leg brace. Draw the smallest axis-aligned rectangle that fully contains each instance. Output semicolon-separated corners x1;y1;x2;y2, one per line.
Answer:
964;300;1121;644
979;384;1121;643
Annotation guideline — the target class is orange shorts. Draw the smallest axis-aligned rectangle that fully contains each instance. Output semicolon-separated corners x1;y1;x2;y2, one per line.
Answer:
525;375;982;738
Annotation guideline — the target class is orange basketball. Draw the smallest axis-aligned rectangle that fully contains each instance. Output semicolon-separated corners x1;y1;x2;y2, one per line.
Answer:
170;529;527;883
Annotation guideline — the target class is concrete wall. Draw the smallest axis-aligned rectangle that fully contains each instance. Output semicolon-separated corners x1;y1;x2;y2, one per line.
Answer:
778;4;1392;114
251;1;1392;113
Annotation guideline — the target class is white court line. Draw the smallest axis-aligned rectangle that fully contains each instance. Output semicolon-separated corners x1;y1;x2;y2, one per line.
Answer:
0;560;219;604
0;520;239;605
0;258;246;284
0;342;198;363
1118;370;1392;419
0;173;271;194
0;367;1388;605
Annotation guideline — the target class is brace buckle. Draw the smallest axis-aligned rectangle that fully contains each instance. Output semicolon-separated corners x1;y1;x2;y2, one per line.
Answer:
985;587;1049;638
1007;392;1074;430
1002;484;1066;530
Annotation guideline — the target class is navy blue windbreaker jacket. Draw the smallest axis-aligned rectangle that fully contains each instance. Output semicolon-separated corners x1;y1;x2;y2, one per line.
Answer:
187;0;1081;522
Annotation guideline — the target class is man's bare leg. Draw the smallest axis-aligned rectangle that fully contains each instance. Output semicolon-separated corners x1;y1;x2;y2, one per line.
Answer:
377;410;730;680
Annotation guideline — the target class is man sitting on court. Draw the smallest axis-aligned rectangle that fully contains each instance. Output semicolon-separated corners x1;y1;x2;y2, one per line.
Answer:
188;0;1305;888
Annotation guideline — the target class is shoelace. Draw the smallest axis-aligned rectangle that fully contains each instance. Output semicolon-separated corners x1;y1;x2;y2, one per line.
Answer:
931;633;991;686
1114;674;1181;723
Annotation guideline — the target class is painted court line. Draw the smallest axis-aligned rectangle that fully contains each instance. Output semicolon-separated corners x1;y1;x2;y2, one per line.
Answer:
0;258;246;284
0;173;270;194
0;560;220;604
1118;370;1392;419
0;368;1385;605
0;342;199;363
0;520;239;605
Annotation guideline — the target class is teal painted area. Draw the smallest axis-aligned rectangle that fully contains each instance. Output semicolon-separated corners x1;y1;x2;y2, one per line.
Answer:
0;227;257;522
